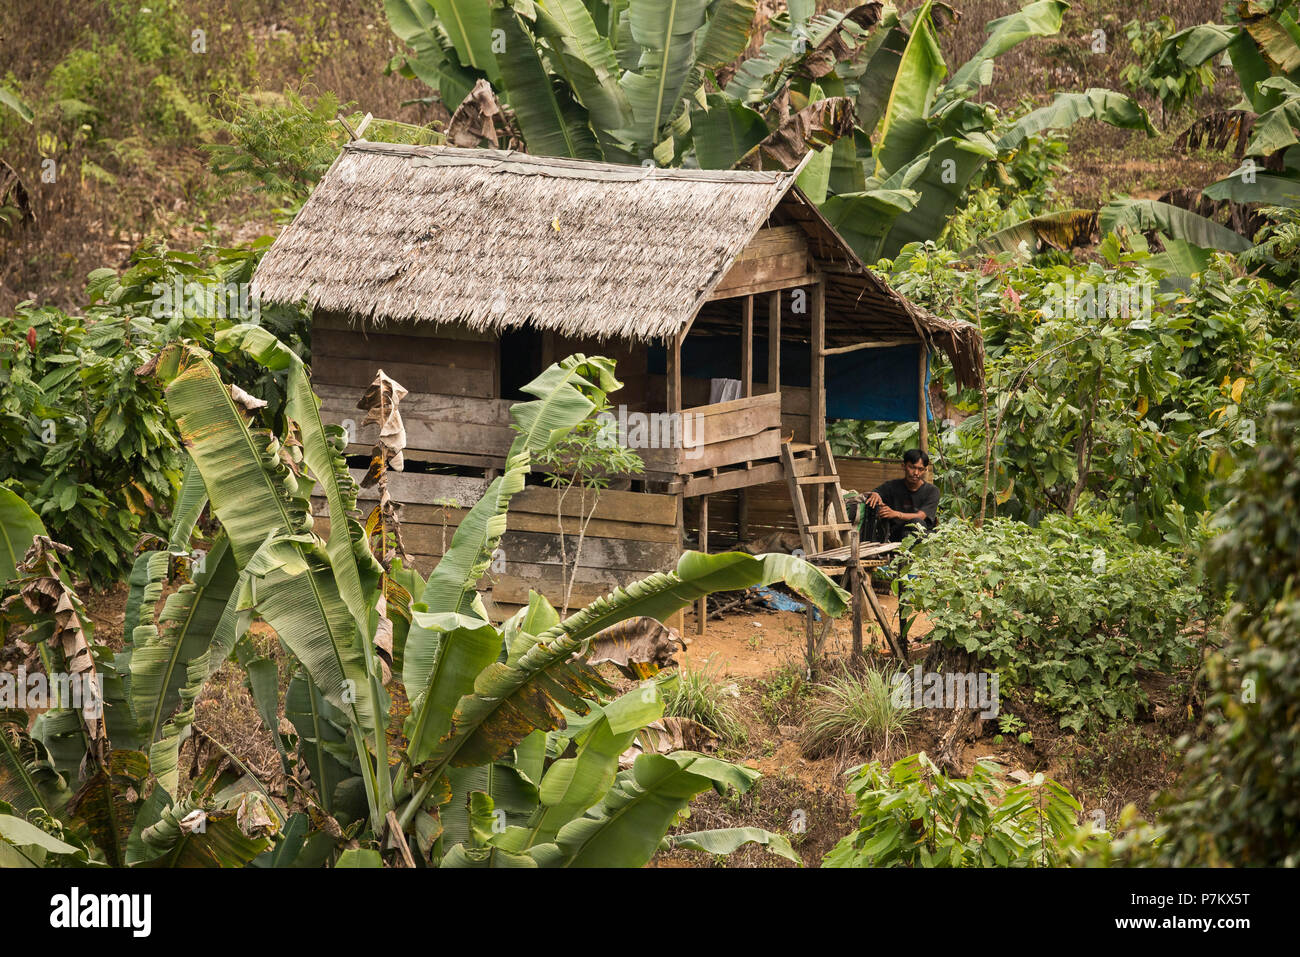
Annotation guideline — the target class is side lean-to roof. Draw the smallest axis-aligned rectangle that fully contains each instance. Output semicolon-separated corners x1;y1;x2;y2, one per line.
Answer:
252;142;983;387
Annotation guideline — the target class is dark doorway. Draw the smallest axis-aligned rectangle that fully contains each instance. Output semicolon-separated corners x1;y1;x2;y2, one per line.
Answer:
499;326;544;400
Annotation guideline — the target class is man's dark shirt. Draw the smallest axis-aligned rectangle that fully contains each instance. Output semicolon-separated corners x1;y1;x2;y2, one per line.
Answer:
862;478;940;542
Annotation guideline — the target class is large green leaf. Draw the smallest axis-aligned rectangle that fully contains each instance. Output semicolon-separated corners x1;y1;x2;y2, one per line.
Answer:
239;534;377;729
946;0;1065;92
0;710;68;816
432;0;501;80
874;1;946;177
130;535;238;795
0;486;45;588
1203;169;1300;206
215;324;380;633
619;0;711;148
664;826;802;863
419;552;846;776
404;617;504;763
692;93;768;168
494;7;603;158
997;89;1155;154
528;751;759;866
533;0;631;134
880;132;997;257
525;686;663;845
157;343;312;569
385;0;481;106
284;672;356;819
1100;199;1251;253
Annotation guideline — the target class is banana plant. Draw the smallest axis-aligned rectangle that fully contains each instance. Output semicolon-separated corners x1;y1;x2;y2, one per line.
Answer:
152;324;845;866
386;1;1153;263
1102;1;1300;273
0;486;279;867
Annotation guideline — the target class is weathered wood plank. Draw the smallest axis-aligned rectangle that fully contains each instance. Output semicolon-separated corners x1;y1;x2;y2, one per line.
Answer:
680;428;781;473
510;486;678;526
316;384;512;425
313;329;496;369
500;530;680;571
313;311;497;342
313;355;495;397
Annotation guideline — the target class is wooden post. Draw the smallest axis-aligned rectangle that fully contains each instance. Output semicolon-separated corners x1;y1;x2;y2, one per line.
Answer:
918;345;929;452
767;291;781;394
811;283;826;552
849;529;863;663
811;282;825;446
741;295;753;398
805;604;816;676
738;295;754;542
667;330;682;414
695;494;709;636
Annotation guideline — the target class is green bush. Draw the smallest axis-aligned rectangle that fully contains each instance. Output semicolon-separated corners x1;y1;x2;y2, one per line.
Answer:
824;752;1104;867
903;515;1206;730
1151;402;1300;866
0;305;181;586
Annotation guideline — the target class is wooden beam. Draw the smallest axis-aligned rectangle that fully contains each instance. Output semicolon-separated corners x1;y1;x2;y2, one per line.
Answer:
767;291;780;394
667;330;682;414
695;494;709;636
821;338;921;357
706;274;819;301
739;293;752;547
811;283;825;446
849;529;863;662
741;295;753;398
918;345;929;452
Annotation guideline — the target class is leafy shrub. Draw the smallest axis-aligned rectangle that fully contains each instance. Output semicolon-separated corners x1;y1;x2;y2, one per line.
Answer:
801;666;918;758
662;664;747;749
1151;402;1300;866
0;306;181;586
0;240;309;586
903;515;1205;730
824;752;1104;867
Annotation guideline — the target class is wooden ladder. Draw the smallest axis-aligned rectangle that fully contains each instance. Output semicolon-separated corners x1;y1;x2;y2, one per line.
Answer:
781;440;855;556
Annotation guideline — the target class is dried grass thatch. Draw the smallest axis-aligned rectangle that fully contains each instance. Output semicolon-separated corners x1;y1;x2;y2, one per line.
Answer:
253;142;984;387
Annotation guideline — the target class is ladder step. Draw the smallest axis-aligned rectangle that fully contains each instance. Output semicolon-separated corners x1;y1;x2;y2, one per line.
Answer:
796;475;841;485
806;522;855;533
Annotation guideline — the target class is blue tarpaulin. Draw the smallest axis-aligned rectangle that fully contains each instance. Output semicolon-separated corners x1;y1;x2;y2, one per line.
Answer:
648;336;928;422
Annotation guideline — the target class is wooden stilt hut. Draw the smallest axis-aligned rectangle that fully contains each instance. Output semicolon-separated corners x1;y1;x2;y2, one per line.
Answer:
252;142;984;621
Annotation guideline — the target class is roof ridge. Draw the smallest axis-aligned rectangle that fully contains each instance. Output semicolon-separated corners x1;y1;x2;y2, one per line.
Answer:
344;141;793;186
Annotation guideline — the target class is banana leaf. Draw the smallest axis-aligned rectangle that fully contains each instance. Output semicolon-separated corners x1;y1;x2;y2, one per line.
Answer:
533;0;631;134
0;486;45;588
874;1;946;177
528;751;759;866
493;6;603;159
692;93;768;169
663;826;802;863
997;89;1155;154
1099;199;1251;252
946;0;1065;93
0;710;68;816
619;0;711;146
419;551;846;775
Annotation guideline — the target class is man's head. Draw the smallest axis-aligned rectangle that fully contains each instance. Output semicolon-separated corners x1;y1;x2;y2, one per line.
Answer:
902;448;930;491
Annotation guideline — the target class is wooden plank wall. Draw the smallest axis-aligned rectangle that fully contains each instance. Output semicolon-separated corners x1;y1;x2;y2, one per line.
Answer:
311;470;681;619
311;312;511;468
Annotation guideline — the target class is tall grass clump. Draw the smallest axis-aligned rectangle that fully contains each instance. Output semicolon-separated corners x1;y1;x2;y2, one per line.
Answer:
802;666;919;759
662;664;747;749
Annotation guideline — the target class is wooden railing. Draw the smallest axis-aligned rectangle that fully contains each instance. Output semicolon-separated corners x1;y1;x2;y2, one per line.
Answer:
638;392;783;475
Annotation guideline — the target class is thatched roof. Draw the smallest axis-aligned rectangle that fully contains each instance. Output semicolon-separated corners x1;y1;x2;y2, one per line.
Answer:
253;142;983;387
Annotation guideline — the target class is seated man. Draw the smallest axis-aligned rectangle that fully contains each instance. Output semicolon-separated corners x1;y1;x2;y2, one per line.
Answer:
860;449;939;543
